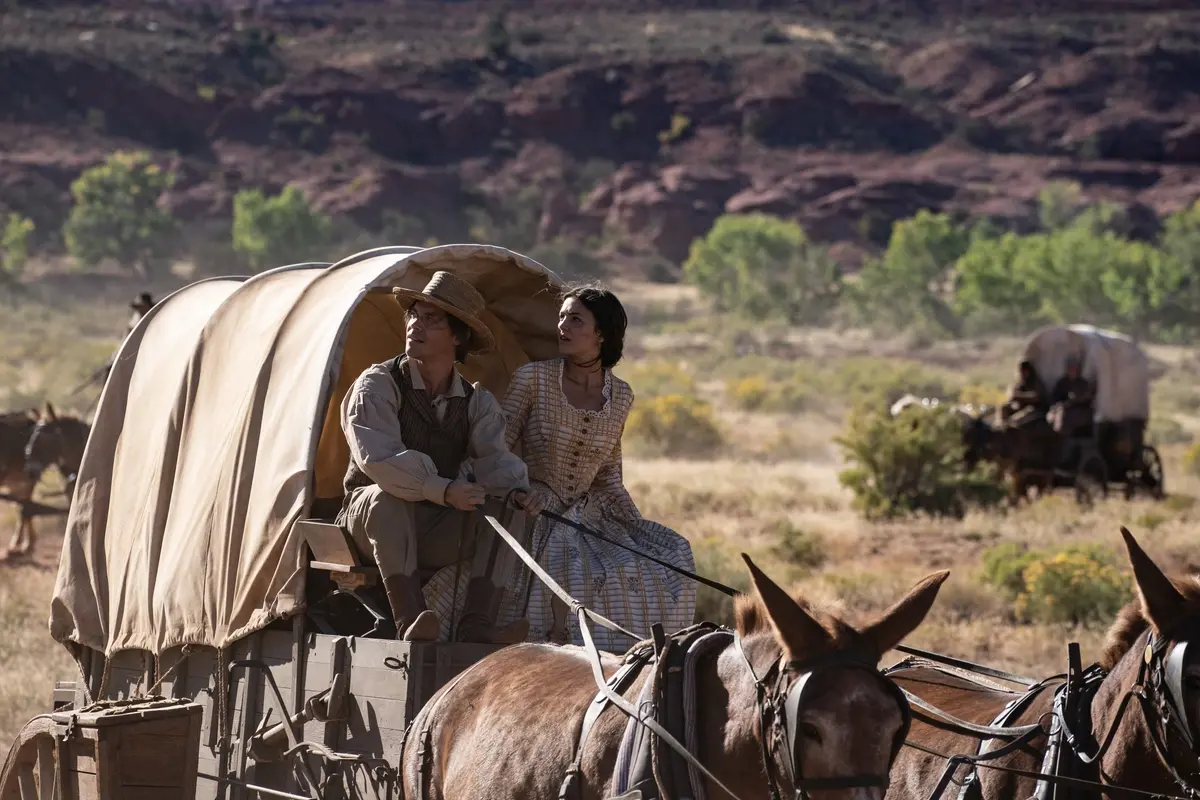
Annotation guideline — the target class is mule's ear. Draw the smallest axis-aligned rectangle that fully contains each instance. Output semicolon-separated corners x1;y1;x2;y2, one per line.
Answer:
858;570;950;660
44;401;58;422
742;553;830;660
1121;527;1187;635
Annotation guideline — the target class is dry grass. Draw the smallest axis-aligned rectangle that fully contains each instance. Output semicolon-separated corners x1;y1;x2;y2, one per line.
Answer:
1;276;1198;754
0;509;73;755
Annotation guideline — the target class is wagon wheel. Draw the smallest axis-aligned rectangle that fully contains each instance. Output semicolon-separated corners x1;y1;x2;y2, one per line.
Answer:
1074;452;1108;507
1139;445;1166;500
0;716;58;800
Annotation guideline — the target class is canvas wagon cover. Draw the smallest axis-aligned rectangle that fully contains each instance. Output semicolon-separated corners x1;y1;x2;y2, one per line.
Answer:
1021;324;1151;423
50;245;562;658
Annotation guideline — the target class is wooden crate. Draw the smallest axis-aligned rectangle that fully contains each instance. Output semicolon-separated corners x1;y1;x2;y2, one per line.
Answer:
53;698;204;800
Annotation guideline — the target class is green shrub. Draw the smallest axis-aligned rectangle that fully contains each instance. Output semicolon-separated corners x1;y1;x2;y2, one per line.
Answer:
690;536;749;625
684;213;842;325
232;186;333;271
482;10;512;61
62;151;177;274
767;521;825;570
1;213;34;279
836;404;1005;519
625;393;723;457
658;113;692;145
847;210;969;336
981;542;1040;598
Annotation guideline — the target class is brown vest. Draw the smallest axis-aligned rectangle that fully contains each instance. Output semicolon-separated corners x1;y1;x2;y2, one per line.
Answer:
342;356;475;496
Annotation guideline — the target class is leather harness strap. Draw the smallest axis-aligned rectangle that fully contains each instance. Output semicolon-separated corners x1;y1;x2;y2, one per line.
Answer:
558;644;656;800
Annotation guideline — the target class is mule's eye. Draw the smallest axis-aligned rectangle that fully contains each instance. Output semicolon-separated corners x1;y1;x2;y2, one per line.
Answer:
799;722;823;745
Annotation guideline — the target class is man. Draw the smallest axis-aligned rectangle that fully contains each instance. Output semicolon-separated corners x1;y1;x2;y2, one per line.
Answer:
1050;356;1095;467
128;292;156;335
338;271;531;644
1002;360;1049;423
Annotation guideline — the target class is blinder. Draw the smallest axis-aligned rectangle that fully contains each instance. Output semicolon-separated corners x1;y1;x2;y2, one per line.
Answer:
765;650;913;797
1160;637;1197;751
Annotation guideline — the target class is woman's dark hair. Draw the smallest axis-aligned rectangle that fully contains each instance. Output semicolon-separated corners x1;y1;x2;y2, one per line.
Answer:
564;283;627;369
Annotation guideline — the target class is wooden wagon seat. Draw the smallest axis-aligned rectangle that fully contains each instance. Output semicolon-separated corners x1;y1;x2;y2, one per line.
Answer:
297;517;444;591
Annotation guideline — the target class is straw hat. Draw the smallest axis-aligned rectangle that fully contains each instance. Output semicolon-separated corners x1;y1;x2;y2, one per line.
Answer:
392;271;494;354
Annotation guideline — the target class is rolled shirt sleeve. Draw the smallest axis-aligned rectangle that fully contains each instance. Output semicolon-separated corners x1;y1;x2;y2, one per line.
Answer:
340;365;450;505
463;387;530;497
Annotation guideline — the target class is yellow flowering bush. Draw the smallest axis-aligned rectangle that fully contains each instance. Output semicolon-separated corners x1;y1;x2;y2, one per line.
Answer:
725;374;818;412
984;542;1129;625
625;393;723;457
1015;550;1129;625
727;375;770;410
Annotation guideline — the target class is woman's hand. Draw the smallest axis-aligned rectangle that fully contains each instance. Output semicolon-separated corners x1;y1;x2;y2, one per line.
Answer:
511;487;547;517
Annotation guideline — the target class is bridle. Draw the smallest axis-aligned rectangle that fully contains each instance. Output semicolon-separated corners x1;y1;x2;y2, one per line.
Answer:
1056;624;1200;800
737;640;913;800
1122;629;1200;798
25;418;83;489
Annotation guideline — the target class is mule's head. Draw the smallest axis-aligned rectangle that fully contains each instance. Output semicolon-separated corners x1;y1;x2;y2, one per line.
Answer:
735;555;949;799
25;403;90;484
958;412;994;469
1100;528;1200;764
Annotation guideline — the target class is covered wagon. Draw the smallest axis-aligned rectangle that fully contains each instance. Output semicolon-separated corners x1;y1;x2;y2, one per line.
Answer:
3;244;566;800
1019;324;1163;499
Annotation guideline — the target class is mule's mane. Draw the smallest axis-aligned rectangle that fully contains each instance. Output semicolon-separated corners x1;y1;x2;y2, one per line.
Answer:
734;590;858;645
1101;574;1200;670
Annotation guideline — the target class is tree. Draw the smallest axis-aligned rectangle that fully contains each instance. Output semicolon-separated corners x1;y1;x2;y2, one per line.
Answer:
851;210;969;335
1037;180;1083;231
232;186;333;271
62;151;177;274
684;213;842;325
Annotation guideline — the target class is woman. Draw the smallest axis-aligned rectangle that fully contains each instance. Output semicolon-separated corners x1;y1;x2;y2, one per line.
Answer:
497;284;697;652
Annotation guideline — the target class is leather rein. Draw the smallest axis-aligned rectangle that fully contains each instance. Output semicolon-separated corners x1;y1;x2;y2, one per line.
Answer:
483;515;911;800
901;630;1200;800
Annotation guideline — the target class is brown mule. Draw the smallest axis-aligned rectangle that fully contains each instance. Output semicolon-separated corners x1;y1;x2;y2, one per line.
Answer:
0;409;41;558
886;527;1200;800
10;403;91;557
400;555;949;800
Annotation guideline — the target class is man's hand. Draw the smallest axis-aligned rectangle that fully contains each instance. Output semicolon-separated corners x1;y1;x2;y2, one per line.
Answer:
445;480;486;511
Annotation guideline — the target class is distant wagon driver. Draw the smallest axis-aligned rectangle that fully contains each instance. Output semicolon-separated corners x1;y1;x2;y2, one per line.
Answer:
339;271;531;644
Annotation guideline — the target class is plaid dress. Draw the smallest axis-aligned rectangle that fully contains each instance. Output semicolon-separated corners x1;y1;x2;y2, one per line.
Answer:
491;359;697;653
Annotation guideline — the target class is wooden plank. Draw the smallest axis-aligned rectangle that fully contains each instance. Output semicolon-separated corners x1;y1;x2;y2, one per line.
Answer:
341;725;407;762
116;788;193;800
63;739;98;775
36;737;54;800
233;634;264;800
349;664;411;702
117;732;192;786
290;616;306;721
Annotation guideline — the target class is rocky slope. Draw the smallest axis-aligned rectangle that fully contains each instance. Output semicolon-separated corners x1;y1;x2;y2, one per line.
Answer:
2;0;1199;274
